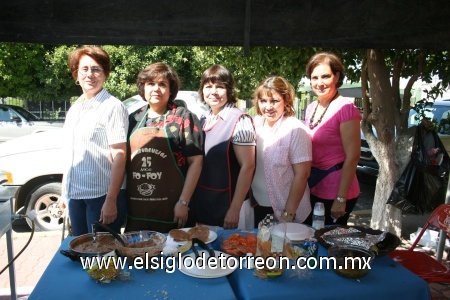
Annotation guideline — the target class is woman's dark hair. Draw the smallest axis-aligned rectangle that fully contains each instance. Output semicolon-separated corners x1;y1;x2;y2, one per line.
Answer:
136;62;181;104
253;76;295;117
305;51;345;88
198;64;237;104
68;46;111;79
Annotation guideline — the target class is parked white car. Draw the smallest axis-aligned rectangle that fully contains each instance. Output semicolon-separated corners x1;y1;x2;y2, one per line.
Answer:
0;130;64;231
173;90;208;119
0;91;207;231
123;91;208;120
0;104;63;143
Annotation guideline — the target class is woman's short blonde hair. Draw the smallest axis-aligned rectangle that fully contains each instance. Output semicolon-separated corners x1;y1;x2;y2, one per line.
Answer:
253;76;295;117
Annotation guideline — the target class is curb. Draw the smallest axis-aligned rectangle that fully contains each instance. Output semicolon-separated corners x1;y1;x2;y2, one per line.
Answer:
9;230;63;239
0;286;34;297
350;209;372;216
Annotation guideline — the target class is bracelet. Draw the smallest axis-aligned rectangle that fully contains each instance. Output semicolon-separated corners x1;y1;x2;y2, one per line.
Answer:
336;197;347;203
178;199;189;207
282;210;296;220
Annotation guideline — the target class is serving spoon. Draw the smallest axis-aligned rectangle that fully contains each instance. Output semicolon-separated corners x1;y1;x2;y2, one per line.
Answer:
93;221;127;247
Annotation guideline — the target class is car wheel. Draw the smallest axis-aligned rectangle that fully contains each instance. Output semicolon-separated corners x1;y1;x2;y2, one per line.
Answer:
26;182;64;232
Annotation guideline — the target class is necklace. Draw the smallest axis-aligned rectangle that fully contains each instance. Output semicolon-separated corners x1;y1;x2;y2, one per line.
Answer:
309;92;339;130
146;108;168;127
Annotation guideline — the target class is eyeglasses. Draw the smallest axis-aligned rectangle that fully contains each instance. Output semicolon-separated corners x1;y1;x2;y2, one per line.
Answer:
78;66;103;76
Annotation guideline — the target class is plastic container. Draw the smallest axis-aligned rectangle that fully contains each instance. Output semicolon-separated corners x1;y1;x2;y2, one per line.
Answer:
312;202;325;230
255;214;286;279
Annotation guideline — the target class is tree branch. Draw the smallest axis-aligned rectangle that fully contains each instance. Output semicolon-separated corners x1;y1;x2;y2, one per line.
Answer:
404;51;423;107
361;55;370;121
392;51;402;104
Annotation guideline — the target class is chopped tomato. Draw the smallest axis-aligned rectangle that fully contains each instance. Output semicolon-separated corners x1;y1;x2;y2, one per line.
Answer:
222;233;257;256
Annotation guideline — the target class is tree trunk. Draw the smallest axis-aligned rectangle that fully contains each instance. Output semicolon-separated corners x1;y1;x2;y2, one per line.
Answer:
370;155;403;237
370;133;413;237
365;49;404;236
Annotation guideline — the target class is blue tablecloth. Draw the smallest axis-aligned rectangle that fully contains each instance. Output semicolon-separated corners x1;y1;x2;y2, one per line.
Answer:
29;237;236;300
30;231;431;300
213;229;431;300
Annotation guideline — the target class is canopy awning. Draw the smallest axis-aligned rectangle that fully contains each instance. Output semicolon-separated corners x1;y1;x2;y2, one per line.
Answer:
1;0;449;49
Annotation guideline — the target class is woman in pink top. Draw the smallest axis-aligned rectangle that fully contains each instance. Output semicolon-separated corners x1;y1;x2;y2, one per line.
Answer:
304;51;361;226
251;76;312;226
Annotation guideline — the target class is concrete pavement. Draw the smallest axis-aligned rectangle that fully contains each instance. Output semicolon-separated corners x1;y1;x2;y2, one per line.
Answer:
0;228;61;299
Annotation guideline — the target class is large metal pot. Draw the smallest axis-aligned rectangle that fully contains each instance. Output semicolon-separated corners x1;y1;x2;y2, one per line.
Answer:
68;232;117;257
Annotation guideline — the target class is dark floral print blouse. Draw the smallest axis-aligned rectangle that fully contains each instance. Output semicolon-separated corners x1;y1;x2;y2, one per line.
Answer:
144;103;204;176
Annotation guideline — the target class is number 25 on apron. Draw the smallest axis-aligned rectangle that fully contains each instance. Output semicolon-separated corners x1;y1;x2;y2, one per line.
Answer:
125;114;184;233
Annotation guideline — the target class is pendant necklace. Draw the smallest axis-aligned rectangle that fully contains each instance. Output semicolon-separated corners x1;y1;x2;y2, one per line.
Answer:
309;92;339;130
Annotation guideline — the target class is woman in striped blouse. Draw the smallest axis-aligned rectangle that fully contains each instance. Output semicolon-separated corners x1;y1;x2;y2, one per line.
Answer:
59;46;129;236
192;64;256;230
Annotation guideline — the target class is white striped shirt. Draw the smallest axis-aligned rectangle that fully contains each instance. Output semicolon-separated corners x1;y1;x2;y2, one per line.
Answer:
204;103;256;146
63;89;129;199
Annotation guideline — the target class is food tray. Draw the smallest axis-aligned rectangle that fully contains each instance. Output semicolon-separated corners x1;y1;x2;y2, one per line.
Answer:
116;231;166;260
314;225;401;257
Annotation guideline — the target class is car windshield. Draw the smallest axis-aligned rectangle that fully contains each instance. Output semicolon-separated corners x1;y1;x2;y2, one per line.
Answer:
409;104;450;134
13;106;40;121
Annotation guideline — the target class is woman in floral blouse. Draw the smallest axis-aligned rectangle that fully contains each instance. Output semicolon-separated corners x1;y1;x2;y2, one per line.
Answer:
251;76;312;225
125;62;203;233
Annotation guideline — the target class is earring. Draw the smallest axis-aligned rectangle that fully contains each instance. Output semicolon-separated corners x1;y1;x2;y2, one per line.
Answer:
75;80;80;86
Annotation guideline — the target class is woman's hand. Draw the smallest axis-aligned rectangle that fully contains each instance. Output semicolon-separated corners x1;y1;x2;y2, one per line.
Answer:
100;198;117;225
284;161;311;222
223;206;240;229
174;201;189;228
58;195;68;218
330;200;347;222
280;213;296;223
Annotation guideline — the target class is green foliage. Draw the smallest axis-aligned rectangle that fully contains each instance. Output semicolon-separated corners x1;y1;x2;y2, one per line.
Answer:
0;43;448;114
40;45;78;101
0;43;48;100
103;45;196;99
191;46;315;100
45;107;61;120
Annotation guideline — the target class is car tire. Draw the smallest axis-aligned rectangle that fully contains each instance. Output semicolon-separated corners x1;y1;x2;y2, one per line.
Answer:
26;182;64;232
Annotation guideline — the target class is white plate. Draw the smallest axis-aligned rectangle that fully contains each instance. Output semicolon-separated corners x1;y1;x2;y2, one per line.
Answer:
176;228;218;245
270;223;315;241
179;250;237;278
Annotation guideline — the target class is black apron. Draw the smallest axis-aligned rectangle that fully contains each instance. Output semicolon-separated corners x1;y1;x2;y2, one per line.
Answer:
194;108;243;226
125;113;184;233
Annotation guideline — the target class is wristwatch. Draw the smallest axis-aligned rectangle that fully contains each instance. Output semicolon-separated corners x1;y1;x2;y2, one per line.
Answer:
282;210;296;220
336;197;347;203
178;199;189;207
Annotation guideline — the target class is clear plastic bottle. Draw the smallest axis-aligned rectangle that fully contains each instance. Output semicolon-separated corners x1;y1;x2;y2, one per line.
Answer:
312;202;325;230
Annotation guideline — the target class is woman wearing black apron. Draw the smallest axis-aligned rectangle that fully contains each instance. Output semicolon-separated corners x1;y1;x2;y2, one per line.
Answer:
193;65;256;230
125;62;203;233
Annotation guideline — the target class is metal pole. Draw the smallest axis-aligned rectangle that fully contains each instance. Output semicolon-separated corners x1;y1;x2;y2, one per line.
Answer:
436;177;450;262
7;197;17;300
